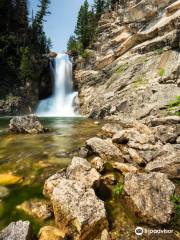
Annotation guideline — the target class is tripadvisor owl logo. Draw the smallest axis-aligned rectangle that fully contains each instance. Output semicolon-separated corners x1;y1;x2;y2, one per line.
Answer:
135;227;144;236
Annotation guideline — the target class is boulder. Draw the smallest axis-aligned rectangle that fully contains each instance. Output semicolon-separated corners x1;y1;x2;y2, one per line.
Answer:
147;116;180;127
112;129;155;145
38;226;66;240
9;115;48;134
43;157;100;198
145;151;180;179
16;199;52;220
66;157;101;187
51;179;108;240
152;124;180;143
91;157;105;173
102;123;123;137
43;171;65;199
128;148;145;165
124;172;175;225
0;221;32;240
86;137;124;162
101;173;116;185
112;162;138;174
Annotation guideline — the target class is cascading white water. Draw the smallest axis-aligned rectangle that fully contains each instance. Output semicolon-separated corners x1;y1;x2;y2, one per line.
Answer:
36;53;78;117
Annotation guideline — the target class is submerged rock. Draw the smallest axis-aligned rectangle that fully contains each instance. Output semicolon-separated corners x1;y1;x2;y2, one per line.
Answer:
86;137;124;162
124;172;175;225
0;220;32;240
0;186;10;199
16;199;52;220
38;226;65;240
52;179;108;240
0;173;22;186
9;115;48;134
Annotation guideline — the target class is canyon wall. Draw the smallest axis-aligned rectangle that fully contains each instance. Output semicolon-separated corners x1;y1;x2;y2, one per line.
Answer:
74;0;180;120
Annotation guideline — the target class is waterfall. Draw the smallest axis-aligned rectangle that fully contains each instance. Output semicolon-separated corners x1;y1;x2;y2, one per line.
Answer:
36;53;78;117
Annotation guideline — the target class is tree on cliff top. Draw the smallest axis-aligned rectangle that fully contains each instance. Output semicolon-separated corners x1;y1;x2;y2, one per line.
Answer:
93;0;106;20
75;0;95;49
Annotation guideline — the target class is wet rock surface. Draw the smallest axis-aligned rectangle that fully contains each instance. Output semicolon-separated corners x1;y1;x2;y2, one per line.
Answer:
38;226;66;240
16;199;52;220
9;115;48;134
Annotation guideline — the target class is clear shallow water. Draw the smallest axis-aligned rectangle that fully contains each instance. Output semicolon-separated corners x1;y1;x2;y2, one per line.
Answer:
0;117;102;233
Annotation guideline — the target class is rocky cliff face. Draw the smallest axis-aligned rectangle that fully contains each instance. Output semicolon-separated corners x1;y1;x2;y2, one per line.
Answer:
74;0;180;120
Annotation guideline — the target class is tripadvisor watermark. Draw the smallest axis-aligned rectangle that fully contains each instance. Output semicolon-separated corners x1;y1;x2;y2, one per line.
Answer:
135;226;173;236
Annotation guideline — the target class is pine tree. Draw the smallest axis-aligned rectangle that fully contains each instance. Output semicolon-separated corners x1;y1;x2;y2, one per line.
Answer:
75;0;92;49
67;35;81;54
16;0;28;33
93;0;106;20
33;0;51;29
20;47;33;83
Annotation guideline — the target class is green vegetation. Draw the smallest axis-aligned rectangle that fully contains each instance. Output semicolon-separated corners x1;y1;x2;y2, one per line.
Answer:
154;48;164;55
132;75;148;88
0;184;44;234
115;63;129;75
81;50;95;59
113;183;124;197
67;0;120;56
167;96;180;116
168;96;180;108
171;194;180;228
158;68;165;77
0;0;51;98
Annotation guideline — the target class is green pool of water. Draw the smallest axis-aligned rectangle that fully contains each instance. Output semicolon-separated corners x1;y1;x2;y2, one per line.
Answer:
0;117;102;233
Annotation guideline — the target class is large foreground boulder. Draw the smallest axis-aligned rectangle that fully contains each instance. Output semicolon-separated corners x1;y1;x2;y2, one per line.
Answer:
124;172;175;225
43;157;108;239
0;221;32;240
51;179;108;240
43;157;100;198
86;137;124;162
9;115;48;134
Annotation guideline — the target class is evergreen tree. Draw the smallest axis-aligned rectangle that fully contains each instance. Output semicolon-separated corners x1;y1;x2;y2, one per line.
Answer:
0;0;51;97
67;35;84;55
93;0;106;20
75;0;93;49
20;47;33;83
33;0;51;29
